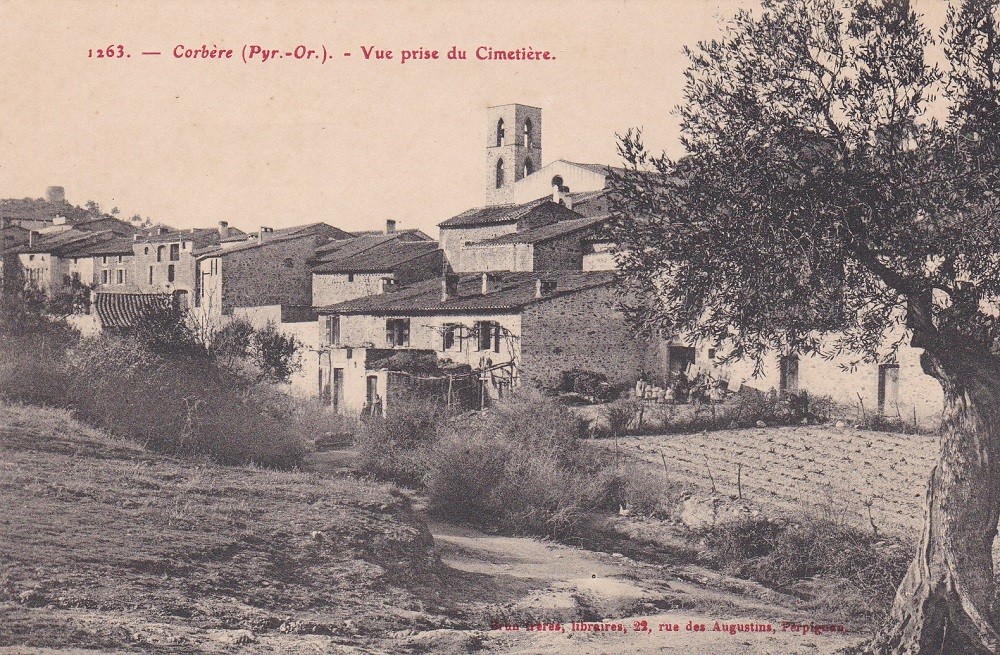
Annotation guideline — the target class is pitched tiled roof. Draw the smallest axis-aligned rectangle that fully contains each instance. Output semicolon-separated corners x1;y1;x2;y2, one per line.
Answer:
349;228;433;241
317;270;615;315
210;223;348;253
62;234;135;257
312;240;440;274
314;234;408;263
472;215;610;246
139;227;224;246
94;292;173;329
439;198;571;228
18;229;110;256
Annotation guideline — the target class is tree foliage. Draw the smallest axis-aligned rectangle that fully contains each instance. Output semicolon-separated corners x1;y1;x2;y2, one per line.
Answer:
607;0;1000;368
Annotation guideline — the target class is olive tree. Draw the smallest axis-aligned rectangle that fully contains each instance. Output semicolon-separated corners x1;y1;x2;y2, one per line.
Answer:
607;1;1000;652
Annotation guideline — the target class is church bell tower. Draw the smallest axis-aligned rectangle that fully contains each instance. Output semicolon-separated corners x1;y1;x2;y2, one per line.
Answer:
485;103;542;205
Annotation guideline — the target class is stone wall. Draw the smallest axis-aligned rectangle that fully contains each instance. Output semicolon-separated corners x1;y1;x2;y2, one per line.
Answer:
218;236;315;314
313;272;385;307
519;285;651;389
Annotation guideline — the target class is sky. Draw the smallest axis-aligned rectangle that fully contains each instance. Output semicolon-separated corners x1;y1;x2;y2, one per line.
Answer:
0;0;951;237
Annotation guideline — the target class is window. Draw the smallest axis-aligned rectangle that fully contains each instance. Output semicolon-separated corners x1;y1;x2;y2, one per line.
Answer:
495;158;505;189
169;244;180;261
28;255;34;261
347;273;354;282
325;315;340;346
118;255;123;263
71;272;80;283
144;247;149;255
476;320;500;353
148;266;154;285
102;256;108;264
779;355;799;395
116;269;124;284
167;264;175;283
101;270;109;285
523;119;532;147
385;318;410;347
496;118;504;146
524;158;534;177
283;257;293;268
157;245;165;262
878;364;900;415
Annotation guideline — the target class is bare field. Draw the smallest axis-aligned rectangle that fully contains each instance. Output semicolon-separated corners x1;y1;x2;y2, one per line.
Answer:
604;425;939;537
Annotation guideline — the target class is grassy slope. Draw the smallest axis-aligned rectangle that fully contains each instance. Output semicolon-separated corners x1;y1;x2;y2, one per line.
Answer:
0;402;446;654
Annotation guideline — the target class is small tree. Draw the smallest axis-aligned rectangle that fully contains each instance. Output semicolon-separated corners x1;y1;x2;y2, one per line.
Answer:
609;1;1000;652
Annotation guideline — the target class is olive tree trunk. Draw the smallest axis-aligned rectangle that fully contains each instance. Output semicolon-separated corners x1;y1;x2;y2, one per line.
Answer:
870;343;1000;654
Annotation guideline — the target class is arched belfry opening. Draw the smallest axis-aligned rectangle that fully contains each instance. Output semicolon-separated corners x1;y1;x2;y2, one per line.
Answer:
486;104;541;203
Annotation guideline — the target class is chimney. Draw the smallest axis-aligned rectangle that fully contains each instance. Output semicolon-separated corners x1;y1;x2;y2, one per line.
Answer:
441;273;460;302
218;220;230;239
45;186;65;204
258;225;274;243
535;278;557;298
382;277;399;293
481;272;502;295
385;219;397;235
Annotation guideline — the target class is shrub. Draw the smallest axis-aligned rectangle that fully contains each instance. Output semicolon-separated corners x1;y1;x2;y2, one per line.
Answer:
697;513;911;621
353;399;448;487
425;391;612;538
0;296;307;469
558;368;620;402
601;398;640;439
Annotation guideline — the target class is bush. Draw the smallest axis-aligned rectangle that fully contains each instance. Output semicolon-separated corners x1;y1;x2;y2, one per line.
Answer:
353;399;449;487
0;296;307;469
425;391;617;538
558;368;620;402
697;513;911;621
601;398;640;439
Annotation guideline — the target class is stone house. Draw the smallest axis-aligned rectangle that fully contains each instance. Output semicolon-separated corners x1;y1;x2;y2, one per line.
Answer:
313;270;653;415
311;238;443;306
457;214;612;273
131;227;229;306
438;199;584;272
195;223;347;319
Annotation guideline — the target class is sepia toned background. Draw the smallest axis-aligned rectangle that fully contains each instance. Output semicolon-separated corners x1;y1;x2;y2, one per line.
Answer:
0;0;951;235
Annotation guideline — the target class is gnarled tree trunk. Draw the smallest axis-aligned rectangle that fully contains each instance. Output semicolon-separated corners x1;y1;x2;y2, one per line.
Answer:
870;339;1000;655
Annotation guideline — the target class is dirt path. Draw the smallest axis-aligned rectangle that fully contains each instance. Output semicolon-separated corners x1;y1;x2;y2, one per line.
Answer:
389;520;867;655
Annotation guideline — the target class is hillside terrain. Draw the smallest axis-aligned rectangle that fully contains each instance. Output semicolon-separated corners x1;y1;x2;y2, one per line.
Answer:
0;402;447;654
